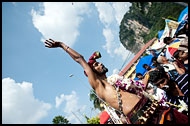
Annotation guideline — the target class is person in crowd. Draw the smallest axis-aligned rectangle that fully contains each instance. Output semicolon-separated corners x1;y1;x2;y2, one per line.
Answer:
143;64;155;71
175;21;188;37
151;57;160;67
156;55;183;80
172;49;188;73
148;67;188;111
170;39;188;77
156;55;175;70
136;73;144;80
163;37;176;45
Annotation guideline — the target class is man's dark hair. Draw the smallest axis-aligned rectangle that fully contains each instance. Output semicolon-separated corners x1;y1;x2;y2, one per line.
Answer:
148;66;166;83
151;57;157;62
143;64;148;69
163;37;172;44
149;70;162;83
136;73;143;77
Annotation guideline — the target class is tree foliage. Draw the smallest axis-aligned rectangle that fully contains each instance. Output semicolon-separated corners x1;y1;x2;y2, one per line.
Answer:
86;116;100;124
89;89;104;111
52;115;71;124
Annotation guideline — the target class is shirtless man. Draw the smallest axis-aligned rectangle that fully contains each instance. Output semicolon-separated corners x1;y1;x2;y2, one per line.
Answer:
44;39;187;124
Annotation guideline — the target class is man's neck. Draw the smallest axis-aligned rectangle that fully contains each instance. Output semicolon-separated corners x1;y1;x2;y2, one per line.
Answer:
98;74;107;80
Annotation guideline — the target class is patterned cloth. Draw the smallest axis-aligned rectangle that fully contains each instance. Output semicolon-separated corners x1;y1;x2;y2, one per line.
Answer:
166;73;188;106
146;106;188;124
126;96;188;124
127;96;148;120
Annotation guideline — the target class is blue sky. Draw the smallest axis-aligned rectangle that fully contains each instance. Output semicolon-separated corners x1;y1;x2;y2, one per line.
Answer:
2;2;134;124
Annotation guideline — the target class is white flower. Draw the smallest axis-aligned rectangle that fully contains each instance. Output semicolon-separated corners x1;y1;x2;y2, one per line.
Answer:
125;84;131;90
120;78;131;89
154;88;166;101
121;78;131;85
178;99;188;112
107;74;123;85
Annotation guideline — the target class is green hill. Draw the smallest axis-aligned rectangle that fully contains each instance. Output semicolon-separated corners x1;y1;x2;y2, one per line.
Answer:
119;2;186;53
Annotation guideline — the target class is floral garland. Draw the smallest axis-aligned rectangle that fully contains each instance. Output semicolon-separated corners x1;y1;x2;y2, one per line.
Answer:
107;75;170;105
107;74;146;98
107;74;188;113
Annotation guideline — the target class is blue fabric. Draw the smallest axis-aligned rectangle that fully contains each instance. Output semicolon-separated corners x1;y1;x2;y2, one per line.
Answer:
178;6;188;23
176;6;188;33
134;55;154;80
158;30;164;40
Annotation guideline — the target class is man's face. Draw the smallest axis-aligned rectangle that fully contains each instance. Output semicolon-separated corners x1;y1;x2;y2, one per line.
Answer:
178;50;188;60
92;62;108;75
137;75;143;80
145;65;151;70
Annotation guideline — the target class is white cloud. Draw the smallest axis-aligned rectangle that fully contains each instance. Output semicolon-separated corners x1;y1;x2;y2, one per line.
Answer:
31;2;90;47
112;2;132;25
94;2;114;27
114;43;132;61
55;94;65;108
94;2;132;61
102;28;116;54
2;77;52;124
55;91;86;124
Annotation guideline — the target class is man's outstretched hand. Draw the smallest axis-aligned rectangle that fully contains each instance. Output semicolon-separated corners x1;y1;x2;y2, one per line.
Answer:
44;39;61;48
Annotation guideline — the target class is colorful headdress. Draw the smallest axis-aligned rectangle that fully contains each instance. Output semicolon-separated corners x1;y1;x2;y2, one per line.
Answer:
84;51;101;76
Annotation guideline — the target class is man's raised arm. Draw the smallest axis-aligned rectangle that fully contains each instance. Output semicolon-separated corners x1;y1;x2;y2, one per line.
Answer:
44;39;99;89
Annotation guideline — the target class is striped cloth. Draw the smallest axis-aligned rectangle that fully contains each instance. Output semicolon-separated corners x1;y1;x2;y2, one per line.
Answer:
166;73;188;106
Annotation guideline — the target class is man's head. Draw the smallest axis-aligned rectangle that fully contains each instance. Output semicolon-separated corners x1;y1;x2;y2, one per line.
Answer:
136;73;143;80
143;64;151;70
163;37;173;45
173;50;188;61
148;68;169;89
92;62;108;75
157;55;168;64
151;57;158;64
84;51;108;76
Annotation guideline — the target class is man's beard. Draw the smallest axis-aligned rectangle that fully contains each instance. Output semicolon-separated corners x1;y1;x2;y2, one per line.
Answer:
101;65;108;74
96;65;108;75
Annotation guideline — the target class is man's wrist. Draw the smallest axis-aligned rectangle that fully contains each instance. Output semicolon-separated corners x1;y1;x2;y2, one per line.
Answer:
60;43;69;51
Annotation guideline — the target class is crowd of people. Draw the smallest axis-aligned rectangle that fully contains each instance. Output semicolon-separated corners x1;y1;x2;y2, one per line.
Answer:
136;20;188;116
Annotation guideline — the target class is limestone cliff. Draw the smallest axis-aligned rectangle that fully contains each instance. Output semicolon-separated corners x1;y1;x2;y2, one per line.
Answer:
119;2;185;53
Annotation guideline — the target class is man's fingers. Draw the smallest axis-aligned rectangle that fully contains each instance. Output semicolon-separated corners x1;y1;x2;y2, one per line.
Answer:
45;41;52;46
45;45;50;48
49;38;54;42
45;39;52;43
44;39;57;48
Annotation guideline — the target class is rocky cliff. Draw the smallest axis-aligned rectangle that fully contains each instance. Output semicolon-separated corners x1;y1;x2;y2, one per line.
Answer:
119;2;186;53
